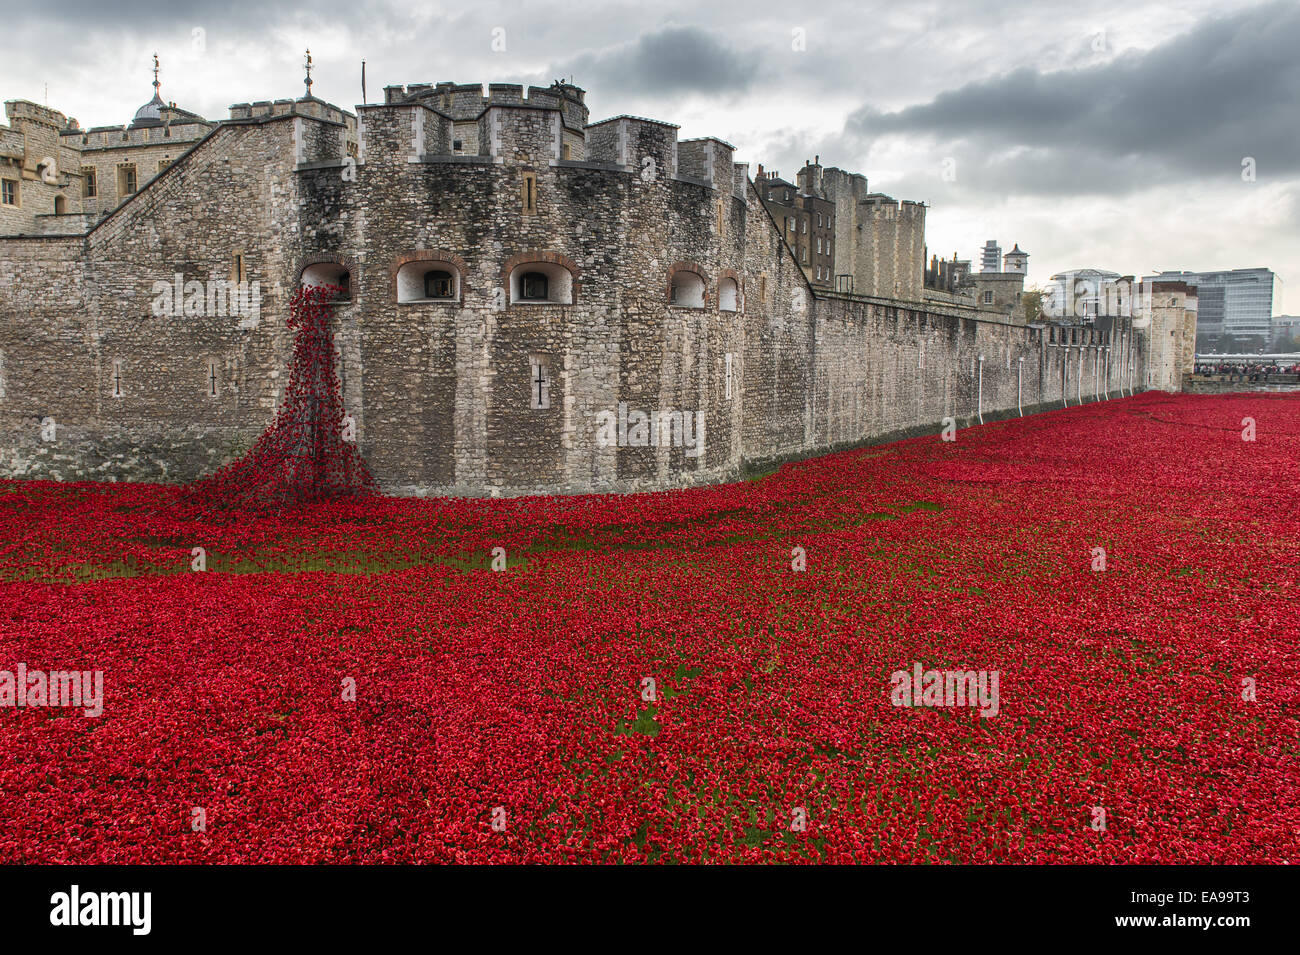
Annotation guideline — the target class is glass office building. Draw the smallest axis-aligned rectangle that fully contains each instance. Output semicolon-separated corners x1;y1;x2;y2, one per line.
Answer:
1143;268;1276;347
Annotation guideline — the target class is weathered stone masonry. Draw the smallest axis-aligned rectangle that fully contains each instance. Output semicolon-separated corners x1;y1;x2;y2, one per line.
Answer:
0;81;1157;496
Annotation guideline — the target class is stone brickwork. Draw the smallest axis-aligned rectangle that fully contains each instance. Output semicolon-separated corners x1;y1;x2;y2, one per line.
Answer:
809;165;927;301
0;102;86;232
0;78;1160;496
1141;281;1198;391
70;116;214;219
971;271;1027;321
3;68;218;235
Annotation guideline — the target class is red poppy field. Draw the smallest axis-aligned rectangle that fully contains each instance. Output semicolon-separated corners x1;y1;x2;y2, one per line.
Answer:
0;391;1297;863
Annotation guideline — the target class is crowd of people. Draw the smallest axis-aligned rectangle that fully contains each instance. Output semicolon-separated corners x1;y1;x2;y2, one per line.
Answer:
1193;362;1300;381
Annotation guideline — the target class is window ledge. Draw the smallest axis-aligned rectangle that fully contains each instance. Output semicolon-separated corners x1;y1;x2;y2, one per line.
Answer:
411;154;499;165
549;158;628;173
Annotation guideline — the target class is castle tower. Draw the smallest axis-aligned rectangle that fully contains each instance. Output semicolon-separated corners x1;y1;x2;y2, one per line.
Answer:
1003;244;1028;275
796;155;824;198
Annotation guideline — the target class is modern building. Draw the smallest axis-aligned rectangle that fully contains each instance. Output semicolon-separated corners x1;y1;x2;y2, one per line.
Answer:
980;240;1002;273
1044;268;1124;323
1271;315;1300;352
1142;268;1275;350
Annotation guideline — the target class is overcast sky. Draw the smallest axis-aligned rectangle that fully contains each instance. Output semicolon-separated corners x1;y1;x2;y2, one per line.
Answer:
5;0;1297;311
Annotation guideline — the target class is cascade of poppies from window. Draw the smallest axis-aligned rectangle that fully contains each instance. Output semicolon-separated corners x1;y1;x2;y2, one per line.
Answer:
181;283;378;513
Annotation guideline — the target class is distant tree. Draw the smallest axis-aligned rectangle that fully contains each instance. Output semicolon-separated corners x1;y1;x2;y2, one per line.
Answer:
1021;287;1045;323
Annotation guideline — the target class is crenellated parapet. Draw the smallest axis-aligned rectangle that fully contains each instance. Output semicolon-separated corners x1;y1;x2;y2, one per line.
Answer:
584;115;678;177
359;84;749;190
384;81;589;133
229;97;354;126
677;138;735;190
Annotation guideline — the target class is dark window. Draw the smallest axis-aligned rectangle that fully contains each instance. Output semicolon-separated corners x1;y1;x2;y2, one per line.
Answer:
333;271;351;300
521;272;548;301
424;269;454;299
453;139;463;151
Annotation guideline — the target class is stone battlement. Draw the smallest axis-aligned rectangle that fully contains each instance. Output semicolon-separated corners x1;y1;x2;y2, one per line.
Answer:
384;81;588;131
0;73;1176;496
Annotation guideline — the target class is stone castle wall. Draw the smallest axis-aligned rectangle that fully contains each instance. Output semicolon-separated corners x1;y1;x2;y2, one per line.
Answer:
0;99;1154;495
0;119;303;482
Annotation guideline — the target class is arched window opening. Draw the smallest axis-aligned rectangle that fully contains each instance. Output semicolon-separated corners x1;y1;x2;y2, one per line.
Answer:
669;270;705;308
53;195;67;214
718;277;739;312
508;262;572;305
301;263;352;302
396;260;460;303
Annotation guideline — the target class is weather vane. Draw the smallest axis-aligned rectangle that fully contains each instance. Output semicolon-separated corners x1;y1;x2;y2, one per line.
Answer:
304;49;313;97
152;53;160;93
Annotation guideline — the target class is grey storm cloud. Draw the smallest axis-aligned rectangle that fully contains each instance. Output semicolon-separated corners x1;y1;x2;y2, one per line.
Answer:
554;26;758;97
846;0;1300;195
12;0;357;28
